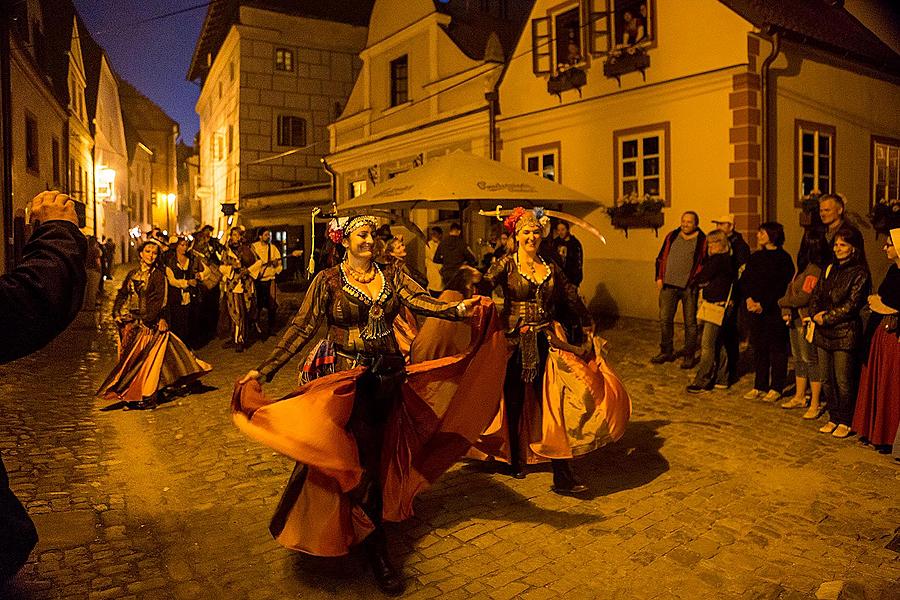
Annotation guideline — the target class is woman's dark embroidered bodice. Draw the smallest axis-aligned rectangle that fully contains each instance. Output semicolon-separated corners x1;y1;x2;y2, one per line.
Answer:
257;263;461;379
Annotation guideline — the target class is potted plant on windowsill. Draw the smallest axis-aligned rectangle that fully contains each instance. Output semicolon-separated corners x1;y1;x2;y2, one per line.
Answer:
869;196;900;237
547;57;587;100
606;193;665;237
603;45;650;85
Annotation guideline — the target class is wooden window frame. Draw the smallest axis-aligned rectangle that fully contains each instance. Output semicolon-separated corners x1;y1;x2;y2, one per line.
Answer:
349;179;367;199
274;48;294;72
871;134;900;215
51;136;60;186
390;55;409;107
612;121;671;206
795;119;836;205
522;141;562;184
276;115;307;148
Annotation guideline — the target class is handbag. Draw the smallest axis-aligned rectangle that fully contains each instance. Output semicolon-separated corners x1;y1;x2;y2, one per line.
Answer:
697;285;732;326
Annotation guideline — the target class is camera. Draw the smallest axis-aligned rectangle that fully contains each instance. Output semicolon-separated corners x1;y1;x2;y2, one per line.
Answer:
73;199;87;228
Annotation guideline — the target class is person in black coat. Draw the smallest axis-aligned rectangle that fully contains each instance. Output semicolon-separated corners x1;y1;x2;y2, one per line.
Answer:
687;230;736;392
810;226;871;439
739;222;795;401
1;192;87;581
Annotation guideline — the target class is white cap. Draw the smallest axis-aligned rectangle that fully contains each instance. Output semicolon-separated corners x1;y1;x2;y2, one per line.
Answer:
711;214;735;224
891;227;900;251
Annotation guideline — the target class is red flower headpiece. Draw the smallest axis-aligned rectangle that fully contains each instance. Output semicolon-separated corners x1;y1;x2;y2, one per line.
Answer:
326;215;377;244
503;207;528;235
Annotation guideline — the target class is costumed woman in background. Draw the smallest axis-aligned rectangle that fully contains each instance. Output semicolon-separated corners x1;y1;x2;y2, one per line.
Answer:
233;215;507;595
165;237;207;348
97;241;211;409
375;232;425;361
219;226;256;353
477;207;631;495
410;265;482;363
852;227;900;452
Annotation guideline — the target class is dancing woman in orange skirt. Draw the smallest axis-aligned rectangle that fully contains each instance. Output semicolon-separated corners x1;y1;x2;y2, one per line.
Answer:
234;215;506;594
98;241;211;409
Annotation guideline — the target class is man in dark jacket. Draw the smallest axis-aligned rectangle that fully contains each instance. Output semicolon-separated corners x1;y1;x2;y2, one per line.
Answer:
434;223;476;286
1;192;87;581
550;221;584;286
712;214;750;277
652;211;707;368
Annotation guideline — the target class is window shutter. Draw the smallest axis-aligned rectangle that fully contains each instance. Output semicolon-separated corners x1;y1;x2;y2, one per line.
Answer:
588;0;611;56
532;17;551;74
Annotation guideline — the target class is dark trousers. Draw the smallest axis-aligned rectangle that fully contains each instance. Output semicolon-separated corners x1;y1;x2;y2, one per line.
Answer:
749;312;789;392
817;347;858;426
503;336;569;475
658;285;699;356
169;303;192;348
0;456;37;580
253;279;277;334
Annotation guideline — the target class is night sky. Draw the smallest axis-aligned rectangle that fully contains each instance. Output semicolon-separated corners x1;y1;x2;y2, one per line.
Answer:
73;0;207;144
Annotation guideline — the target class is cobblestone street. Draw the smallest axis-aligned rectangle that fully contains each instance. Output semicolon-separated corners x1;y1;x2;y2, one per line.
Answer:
1;276;898;600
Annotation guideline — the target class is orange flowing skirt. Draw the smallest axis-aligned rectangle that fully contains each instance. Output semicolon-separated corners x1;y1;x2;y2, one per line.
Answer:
231;300;507;556
98;325;212;401
473;327;631;463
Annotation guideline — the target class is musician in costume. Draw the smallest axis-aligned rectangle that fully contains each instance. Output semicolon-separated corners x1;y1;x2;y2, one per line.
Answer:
234;215;507;595
250;228;283;339
477;207;631;494
219;226;256;353
98;241;211;409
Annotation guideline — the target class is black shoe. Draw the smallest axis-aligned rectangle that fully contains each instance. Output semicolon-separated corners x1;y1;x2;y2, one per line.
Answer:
508;463;526;479
551;461;588;496
363;533;405;596
651;352;676;364
235;343;244;353
680;356;698;369
686;384;708;394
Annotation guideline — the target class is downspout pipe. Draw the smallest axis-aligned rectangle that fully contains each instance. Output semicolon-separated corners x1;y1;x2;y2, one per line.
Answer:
1;3;15;272
320;157;337;206
760;29;781;222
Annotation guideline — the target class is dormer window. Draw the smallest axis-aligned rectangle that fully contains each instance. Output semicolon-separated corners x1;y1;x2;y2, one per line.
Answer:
390;55;408;107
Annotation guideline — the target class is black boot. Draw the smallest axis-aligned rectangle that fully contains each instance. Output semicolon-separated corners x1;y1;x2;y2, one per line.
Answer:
551;459;588;496
506;401;526;479
363;528;405;596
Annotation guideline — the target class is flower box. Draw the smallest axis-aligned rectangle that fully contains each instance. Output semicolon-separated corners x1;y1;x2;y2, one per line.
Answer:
610;212;664;237
547;67;587;98
603;48;650;85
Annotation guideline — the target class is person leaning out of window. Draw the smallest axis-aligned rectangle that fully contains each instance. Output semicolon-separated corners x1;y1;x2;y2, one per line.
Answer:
686;230;736;393
809;226;871;439
777;230;829;418
739;222;795;403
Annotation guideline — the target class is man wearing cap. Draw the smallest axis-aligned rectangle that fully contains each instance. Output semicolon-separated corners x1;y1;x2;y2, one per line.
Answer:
712;214;750;388
712;214;750;277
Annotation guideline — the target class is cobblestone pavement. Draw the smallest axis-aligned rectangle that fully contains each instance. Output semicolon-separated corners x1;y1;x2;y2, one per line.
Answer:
1;271;898;600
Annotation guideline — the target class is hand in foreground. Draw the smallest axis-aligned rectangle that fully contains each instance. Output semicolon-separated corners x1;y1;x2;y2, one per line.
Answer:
458;297;482;317
812;311;826;325
239;370;263;385
30;191;78;226
157;318;169;333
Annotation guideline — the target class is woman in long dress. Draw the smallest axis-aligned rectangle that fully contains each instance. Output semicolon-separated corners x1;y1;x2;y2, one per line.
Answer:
852;227;900;451
98;241;211;409
477;207;631;495
234;215;507;595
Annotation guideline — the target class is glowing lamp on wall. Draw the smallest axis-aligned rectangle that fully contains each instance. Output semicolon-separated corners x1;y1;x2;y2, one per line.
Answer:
96;166;116;201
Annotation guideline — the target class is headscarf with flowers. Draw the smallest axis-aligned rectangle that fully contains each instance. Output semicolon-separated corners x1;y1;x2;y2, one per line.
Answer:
326;215;378;245
503;206;550;236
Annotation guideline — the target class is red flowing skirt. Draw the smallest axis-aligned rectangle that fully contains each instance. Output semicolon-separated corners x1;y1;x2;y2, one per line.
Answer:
852;324;900;446
231;300;508;556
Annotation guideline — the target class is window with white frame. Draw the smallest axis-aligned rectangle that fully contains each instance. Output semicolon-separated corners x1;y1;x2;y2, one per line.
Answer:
614;123;668;202
531;0;655;74
796;120;835;199
275;48;293;72
872;136;900;213
523;144;560;182
349;179;367;199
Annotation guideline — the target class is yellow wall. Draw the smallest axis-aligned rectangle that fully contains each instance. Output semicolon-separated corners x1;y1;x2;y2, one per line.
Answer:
772;50;900;283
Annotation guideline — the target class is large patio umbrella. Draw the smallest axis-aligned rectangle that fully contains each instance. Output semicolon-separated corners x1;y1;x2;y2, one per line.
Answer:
339;150;598;210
